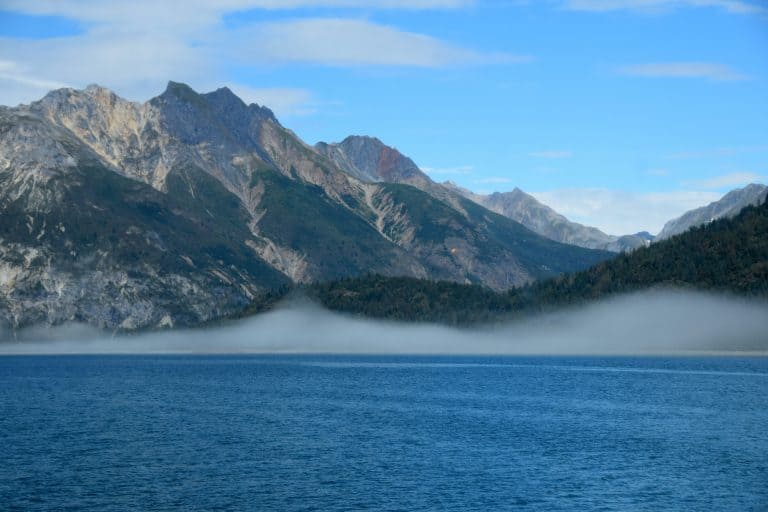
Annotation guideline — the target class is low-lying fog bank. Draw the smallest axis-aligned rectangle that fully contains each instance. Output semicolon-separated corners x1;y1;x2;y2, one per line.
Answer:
1;290;766;355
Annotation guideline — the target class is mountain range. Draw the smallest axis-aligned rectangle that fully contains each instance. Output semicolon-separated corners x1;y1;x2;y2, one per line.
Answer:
0;82;611;331
314;135;655;252
1;82;763;332
313;135;766;254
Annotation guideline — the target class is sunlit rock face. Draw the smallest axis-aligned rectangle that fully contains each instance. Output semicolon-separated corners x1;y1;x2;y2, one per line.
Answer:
0;82;612;331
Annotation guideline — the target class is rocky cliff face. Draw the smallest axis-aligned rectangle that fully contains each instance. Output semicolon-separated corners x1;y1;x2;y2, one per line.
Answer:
0;102;290;331
0;83;612;331
656;184;768;240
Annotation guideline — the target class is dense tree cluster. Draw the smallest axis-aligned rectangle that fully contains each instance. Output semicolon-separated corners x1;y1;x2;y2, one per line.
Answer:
522;198;768;308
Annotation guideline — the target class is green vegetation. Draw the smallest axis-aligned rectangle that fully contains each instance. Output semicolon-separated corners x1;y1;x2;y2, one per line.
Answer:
249;168;412;278
377;184;463;243
456;196;614;279
240;198;768;325
523;198;768;306
0;158;289;324
369;184;613;286
307;275;513;325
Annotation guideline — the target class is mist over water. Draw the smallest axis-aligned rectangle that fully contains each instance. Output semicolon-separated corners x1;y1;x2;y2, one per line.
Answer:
1;290;766;355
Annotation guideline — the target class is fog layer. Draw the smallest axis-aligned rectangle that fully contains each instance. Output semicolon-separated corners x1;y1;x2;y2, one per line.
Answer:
1;290;766;355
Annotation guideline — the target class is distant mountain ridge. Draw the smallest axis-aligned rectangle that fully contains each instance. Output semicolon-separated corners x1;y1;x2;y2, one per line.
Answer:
316;135;648;252
442;182;649;252
0;83;611;331
656;183;767;240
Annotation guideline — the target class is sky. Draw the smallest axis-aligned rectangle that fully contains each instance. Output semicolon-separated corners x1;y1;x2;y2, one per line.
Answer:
0;0;766;235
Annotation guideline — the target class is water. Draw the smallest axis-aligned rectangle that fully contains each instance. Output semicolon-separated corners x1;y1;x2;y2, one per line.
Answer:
1;355;766;511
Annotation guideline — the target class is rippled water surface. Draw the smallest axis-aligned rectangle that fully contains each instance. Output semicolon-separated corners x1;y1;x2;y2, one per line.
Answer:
1;355;766;511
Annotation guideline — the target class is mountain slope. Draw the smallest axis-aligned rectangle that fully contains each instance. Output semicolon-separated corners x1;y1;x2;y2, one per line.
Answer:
315;135;463;209
443;182;649;252
0;109;289;330
0;83;613;330
317;135;647;253
268;196;768;325
371;183;611;287
656;183;767;240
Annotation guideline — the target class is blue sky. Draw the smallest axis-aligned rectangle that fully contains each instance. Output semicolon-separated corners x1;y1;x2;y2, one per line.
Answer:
0;0;766;234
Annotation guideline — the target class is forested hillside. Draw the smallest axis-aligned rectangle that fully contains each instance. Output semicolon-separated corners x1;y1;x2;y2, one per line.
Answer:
242;198;768;325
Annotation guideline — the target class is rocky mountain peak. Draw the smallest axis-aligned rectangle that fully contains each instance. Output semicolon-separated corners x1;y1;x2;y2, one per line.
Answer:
340;134;384;148
315;134;423;183
84;83;117;97
158;80;200;100
202;86;250;116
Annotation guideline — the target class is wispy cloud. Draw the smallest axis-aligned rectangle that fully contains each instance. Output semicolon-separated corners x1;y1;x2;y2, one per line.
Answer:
618;62;749;81
683;171;767;189
238;19;529;67
0;60;73;106
530;188;721;234
0;1;514;107
0;70;71;92
422;165;474;175
563;0;767;15
1;1;475;20
529;150;573;159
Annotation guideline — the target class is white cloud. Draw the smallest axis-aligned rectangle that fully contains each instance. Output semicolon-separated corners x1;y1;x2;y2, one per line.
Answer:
529;188;722;235
618;62;748;81
529;150;573;159
563;0;767;15
684;172;767;189
0;60;74;106
0;27;213;106
237;18;528;67
2;0;474;21
0;1;512;108
422;165;474;175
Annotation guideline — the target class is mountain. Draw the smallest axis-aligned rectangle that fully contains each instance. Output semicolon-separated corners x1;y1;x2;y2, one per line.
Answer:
316;136;647;252
0;83;612;331
268;195;768;325
315;135;463;209
443;182;649;252
656;183;768;240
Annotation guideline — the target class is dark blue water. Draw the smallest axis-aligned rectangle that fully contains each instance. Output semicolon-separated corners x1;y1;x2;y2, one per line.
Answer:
1;355;766;511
